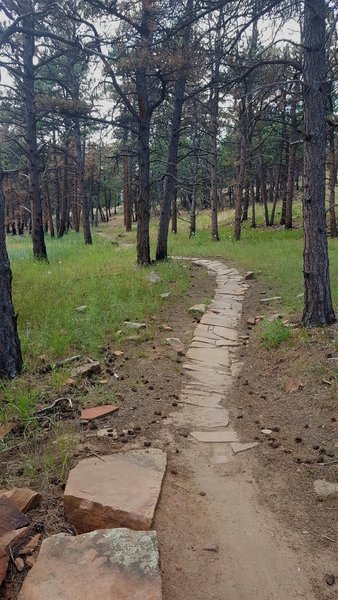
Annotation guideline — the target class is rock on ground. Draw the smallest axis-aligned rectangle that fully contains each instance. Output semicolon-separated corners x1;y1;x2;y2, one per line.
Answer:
189;304;206;315
0;548;9;586
124;321;146;330
314;479;338;499
18;528;162;600
72;362;101;377
0;497;29;536
0;488;41;513
64;449;167;533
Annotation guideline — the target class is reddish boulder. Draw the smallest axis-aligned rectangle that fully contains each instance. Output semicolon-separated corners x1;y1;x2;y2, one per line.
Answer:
18;528;162;600
64;449;166;533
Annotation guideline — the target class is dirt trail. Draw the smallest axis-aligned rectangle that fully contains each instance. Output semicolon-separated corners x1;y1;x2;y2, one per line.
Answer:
155;258;318;600
157;439;316;600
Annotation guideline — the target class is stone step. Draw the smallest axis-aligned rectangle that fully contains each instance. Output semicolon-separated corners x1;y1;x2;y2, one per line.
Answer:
18;528;162;600
64;449;166;534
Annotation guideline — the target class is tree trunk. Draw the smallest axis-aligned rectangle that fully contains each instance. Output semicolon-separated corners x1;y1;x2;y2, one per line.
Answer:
234;101;247;240
327;83;337;238
242;185;250;221
251;181;256;228
328;125;337;237
285;99;297;229
270;114;286;225
23;15;47;261
58;144;69;237
136;110;151;264
124;153;132;232
156;0;193;259
45;185;55;238
74;119;92;245
302;0;335;326
210;81;219;241
0;171;23;378
156;75;185;258
261;165;270;226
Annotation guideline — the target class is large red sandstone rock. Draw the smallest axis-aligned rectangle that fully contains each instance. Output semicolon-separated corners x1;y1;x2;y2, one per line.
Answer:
64;449;166;533
18;528;162;600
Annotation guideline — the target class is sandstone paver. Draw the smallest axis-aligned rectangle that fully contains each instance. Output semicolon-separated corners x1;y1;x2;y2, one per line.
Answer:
231;442;258;454
18;528;162;600
186;347;231;368
169;406;229;429
64;449;166;533
190;430;239;443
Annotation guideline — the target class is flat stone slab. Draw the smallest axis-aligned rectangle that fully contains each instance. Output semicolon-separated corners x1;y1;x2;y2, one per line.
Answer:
169;406;229;429
231;442;258;454
179;395;223;409
185;370;229;390
212;445;234;464
186;347;230;368
80;405;119;421
64;449;166;533
190;430;239;443
211;326;239;341
18;528;162;600
200;315;237;328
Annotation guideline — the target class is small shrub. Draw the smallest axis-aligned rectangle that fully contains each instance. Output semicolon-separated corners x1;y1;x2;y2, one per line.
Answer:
260;319;292;349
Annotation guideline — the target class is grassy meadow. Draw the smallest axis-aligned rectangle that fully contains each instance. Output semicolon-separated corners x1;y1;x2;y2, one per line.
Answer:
105;204;338;315
8;234;190;365
7;202;338;368
1;204;336;482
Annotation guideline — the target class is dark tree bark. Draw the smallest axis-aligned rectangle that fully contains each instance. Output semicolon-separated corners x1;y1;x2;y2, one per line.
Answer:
302;0;335;326
327;83;337;237
234;99;248;240
327;124;337;237
0;171;23;378
124;152;132;232
156;0;193;260
45;185;55;238
136;107;151;264
74;118;92;244
261;164;270;226
285;98;298;229
23;14;47;261
156;74;185;258
270;110;286;226
58;141;70;238
251;181;256;228
209;10;222;242
242;185;250;222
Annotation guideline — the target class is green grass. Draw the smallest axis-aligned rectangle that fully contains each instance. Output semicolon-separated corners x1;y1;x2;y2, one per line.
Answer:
0;379;42;424
8;233;189;365
260;318;292;349
103;205;337;315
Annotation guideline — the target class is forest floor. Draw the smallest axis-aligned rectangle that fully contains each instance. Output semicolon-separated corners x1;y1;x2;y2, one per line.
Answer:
0;211;337;598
